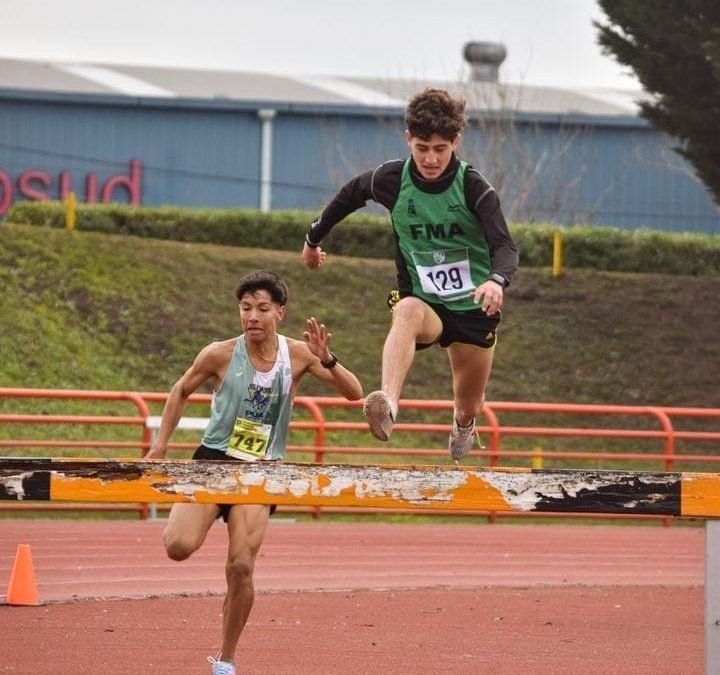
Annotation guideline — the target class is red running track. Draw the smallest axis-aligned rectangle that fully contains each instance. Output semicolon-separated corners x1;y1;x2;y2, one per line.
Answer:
0;519;706;674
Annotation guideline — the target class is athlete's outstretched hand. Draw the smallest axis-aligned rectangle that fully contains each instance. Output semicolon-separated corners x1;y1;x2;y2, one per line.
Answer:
303;316;332;362
472;280;504;316
303;316;363;400
302;241;327;269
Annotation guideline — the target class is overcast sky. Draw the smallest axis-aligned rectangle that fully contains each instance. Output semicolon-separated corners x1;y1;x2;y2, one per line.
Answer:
0;0;639;90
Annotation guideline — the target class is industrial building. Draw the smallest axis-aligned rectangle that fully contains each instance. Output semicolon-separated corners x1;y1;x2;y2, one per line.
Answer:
0;45;718;233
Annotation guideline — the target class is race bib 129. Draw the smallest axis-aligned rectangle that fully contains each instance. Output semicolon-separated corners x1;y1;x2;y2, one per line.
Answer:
412;248;474;300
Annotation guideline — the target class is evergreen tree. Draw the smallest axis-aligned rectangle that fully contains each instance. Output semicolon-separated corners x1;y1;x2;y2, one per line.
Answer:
595;1;720;206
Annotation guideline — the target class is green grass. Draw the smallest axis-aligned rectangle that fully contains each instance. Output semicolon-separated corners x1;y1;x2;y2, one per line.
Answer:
3;221;719;405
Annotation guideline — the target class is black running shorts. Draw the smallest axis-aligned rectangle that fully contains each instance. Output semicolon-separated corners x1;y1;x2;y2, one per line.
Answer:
417;301;500;350
192;445;277;522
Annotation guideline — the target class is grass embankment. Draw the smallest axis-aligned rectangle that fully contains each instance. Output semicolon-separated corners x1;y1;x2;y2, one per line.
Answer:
1;221;719;475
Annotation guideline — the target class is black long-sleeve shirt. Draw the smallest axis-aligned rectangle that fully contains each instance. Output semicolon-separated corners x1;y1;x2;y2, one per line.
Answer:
307;154;519;286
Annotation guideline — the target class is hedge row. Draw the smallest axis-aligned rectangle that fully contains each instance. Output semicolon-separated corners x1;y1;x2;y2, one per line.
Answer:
5;200;720;276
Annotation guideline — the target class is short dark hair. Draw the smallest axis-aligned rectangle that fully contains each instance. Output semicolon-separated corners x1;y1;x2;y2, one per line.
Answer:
405;88;467;141
235;270;289;306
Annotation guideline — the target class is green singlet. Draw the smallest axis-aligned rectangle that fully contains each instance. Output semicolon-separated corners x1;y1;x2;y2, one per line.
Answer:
390;159;492;312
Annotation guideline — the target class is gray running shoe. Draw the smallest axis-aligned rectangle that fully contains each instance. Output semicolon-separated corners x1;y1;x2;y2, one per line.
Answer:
363;390;397;441
449;416;475;461
208;657;237;675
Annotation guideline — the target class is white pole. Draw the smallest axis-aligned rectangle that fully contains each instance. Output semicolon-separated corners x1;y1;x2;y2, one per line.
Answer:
707;520;720;674
257;108;276;213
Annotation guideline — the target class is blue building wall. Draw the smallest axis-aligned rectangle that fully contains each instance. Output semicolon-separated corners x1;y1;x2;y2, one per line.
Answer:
271;111;409;213
0;95;262;210
1;90;718;233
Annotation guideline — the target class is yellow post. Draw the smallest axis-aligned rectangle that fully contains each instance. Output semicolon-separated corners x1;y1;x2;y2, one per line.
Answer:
65;191;77;232
552;230;563;277
532;446;543;470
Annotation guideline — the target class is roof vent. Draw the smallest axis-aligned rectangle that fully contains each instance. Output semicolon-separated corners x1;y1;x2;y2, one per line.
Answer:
463;41;507;82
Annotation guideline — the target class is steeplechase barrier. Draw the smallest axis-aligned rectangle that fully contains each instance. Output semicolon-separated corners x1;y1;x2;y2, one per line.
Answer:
0;457;719;516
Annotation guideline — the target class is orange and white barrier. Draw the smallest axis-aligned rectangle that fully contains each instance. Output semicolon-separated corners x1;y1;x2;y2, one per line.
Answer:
2;457;720;518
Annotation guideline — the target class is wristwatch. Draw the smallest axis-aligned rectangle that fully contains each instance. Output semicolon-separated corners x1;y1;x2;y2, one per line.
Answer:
304;234;320;249
321;352;338;369
488;273;508;288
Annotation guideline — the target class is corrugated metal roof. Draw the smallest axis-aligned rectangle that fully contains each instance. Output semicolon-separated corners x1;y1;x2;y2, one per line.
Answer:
0;56;645;117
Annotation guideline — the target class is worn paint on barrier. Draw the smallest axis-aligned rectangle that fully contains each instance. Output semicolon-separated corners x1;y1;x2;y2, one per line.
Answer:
486;469;681;515
0;457;718;517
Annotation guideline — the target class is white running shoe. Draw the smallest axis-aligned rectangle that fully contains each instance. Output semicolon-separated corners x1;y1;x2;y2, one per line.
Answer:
208;656;237;675
449;415;475;461
363;390;397;441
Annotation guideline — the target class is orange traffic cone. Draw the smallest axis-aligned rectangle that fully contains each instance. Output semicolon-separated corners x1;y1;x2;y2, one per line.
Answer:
6;544;40;606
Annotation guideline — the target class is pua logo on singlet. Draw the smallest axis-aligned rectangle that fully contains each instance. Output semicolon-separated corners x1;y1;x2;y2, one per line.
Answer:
244;384;272;421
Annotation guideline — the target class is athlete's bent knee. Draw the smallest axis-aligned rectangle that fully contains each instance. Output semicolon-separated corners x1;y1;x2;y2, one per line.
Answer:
392;297;428;327
163;531;200;561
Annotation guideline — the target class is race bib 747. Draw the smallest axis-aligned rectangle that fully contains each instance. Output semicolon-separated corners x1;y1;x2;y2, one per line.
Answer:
226;417;271;461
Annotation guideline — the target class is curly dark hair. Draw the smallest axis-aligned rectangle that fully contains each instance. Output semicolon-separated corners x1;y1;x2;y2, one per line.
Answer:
235;269;288;306
405;88;467;141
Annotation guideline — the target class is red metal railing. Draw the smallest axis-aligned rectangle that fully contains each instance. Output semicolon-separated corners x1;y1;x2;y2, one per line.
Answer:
1;388;719;520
